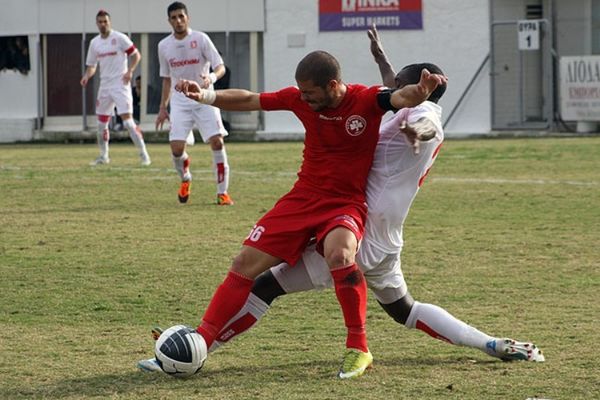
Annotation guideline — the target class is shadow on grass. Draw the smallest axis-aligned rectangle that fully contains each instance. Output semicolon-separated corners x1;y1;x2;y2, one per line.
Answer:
0;355;499;399
0;359;338;399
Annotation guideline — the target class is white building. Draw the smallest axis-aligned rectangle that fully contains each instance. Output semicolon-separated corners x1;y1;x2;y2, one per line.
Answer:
0;0;597;142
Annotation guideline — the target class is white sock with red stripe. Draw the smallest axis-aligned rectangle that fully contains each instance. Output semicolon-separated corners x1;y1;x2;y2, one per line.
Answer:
123;118;148;156
209;293;269;353
172;152;191;181
405;301;493;351
212;149;229;194
97;116;110;158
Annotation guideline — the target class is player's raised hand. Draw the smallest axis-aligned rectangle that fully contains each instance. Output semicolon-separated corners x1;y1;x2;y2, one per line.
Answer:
417;69;447;98
367;24;386;62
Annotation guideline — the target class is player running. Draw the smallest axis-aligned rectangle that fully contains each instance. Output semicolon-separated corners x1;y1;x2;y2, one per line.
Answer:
81;9;151;166
156;2;233;205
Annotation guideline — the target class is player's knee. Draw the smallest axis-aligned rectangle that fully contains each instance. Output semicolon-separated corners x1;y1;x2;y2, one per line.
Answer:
251;271;285;305
209;135;224;150
378;292;415;325
230;249;265;279
325;247;355;269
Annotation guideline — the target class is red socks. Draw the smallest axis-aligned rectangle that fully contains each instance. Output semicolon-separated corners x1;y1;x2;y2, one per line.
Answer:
330;264;368;352
197;271;254;348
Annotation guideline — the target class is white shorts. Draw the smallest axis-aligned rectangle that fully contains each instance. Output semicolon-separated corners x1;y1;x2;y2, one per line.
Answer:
169;104;228;143
272;242;408;304
96;84;133;116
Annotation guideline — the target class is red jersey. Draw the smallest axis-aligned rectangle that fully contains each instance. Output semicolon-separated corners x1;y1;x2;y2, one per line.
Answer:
260;84;386;203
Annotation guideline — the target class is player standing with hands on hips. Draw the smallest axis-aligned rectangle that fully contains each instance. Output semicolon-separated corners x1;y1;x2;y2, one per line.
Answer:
81;9;151;166
156;2;233;205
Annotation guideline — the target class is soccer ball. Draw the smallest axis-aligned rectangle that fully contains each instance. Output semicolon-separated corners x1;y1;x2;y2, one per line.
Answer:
154;325;207;378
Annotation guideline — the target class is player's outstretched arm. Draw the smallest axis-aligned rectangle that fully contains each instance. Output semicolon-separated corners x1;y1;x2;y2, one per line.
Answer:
367;24;396;88
390;69;447;110
176;79;262;111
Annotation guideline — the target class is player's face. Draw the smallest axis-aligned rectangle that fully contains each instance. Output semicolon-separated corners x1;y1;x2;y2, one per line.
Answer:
96;16;111;35
169;9;189;35
297;80;336;112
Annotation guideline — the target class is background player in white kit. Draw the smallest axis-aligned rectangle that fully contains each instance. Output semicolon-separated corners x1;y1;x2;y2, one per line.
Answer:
81;10;151;166
156;2;233;205
138;26;544;373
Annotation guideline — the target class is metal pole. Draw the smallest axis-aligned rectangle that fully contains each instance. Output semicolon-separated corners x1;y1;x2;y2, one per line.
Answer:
36;0;42;133
489;3;496;129
443;54;490;129
82;2;87;131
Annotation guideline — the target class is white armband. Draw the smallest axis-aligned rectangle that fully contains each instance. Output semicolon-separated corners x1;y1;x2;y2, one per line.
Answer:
200;89;217;105
209;72;218;84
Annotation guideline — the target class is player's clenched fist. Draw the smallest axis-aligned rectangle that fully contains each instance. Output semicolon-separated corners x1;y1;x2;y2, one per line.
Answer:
175;79;216;104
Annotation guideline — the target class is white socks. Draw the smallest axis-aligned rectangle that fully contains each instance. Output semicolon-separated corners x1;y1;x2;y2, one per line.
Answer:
405;301;494;351
212;149;230;194
97;120;110;159
172;152;191;181
123;118;148;158
209;293;270;353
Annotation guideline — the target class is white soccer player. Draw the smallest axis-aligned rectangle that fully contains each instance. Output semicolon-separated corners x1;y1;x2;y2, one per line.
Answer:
156;1;233;205
138;26;544;375
81;9;151;166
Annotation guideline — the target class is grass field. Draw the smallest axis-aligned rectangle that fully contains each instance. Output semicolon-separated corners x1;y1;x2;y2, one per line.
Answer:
1;137;599;399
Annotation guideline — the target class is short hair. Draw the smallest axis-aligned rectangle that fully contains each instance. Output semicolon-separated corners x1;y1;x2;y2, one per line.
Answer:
96;9;110;19
396;63;446;103
295;51;341;88
167;1;187;16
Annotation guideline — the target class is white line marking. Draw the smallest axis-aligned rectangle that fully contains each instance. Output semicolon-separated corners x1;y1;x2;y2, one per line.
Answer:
1;165;598;186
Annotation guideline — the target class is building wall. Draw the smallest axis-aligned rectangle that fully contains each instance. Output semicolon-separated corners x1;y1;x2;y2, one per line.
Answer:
11;1;597;140
261;0;491;136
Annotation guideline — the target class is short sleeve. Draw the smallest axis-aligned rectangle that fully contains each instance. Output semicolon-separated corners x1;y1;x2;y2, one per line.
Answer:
118;32;135;54
200;32;224;68
85;40;97;67
259;87;300;111
158;41;169;78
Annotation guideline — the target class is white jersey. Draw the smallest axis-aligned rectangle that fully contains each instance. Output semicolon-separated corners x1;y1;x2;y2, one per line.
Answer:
86;30;136;89
362;101;444;256
158;29;223;109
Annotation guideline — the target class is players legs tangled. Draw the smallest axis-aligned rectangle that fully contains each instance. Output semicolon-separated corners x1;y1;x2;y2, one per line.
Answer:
135;13;545;380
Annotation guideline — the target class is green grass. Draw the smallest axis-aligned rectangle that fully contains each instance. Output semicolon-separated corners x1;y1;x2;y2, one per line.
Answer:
1;138;599;399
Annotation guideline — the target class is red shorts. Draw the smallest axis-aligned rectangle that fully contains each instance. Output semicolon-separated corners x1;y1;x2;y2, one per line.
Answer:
243;188;367;267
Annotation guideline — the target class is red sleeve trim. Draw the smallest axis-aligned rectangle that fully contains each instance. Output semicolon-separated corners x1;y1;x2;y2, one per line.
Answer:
125;45;136;55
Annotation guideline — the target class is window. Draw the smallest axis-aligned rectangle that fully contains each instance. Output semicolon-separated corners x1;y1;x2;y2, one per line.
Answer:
0;36;30;74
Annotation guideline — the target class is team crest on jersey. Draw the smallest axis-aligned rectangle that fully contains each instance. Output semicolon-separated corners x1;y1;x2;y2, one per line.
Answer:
345;115;367;136
190;40;197;49
111;38;116;45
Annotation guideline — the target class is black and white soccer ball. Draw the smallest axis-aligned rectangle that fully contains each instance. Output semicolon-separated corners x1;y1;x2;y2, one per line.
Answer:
154;325;208;378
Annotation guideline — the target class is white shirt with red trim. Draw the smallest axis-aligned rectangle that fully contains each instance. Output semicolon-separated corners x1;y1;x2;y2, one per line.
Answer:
158;29;223;109
363;101;444;253
86;30;136;88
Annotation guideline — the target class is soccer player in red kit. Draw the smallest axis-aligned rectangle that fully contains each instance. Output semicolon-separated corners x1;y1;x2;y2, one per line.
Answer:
171;50;446;378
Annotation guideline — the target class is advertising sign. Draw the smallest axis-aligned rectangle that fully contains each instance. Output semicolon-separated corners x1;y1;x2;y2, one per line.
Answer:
319;0;422;31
